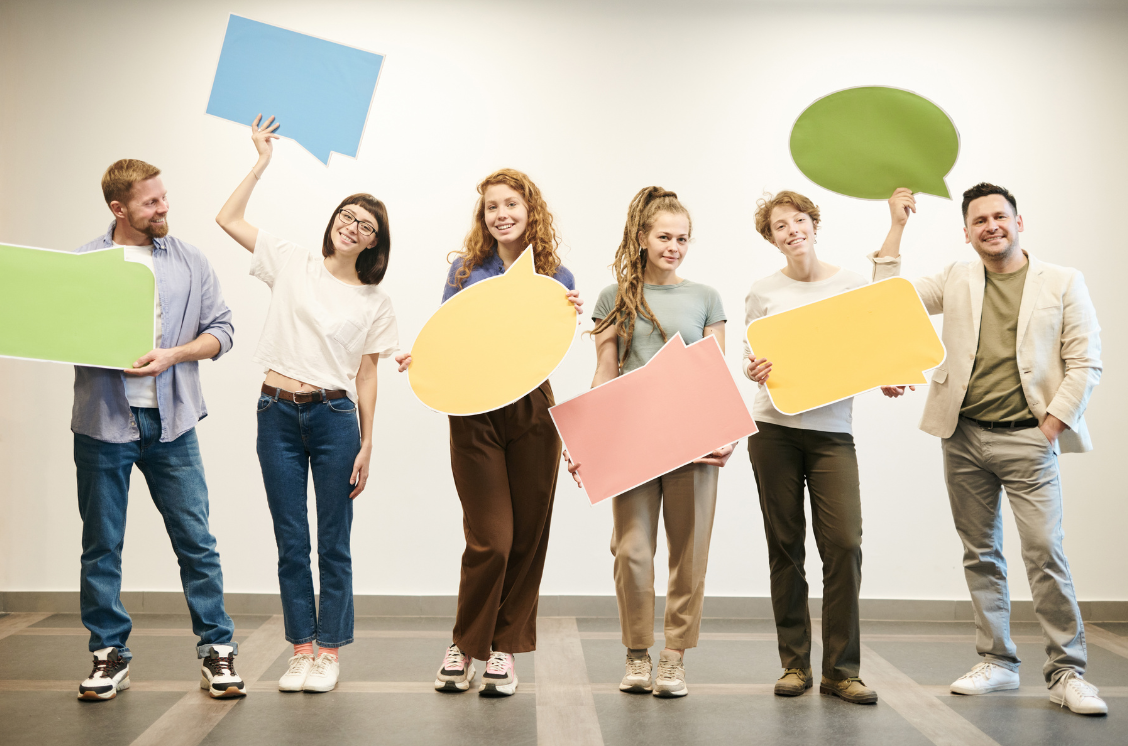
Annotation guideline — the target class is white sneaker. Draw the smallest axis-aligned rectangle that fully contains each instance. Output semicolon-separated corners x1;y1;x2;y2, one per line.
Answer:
303;652;340;693
619;650;653;693
278;653;316;692
78;648;130;701
950;661;1020;695
1049;671;1108;715
435;644;476;692
478;651;518;696
653;650;688;698
200;644;246;699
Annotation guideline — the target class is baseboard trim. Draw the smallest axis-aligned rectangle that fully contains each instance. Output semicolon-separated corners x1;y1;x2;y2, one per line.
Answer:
2;592;1126;621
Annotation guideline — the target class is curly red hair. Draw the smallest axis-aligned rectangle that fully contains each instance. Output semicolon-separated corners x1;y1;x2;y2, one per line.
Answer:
448;168;562;289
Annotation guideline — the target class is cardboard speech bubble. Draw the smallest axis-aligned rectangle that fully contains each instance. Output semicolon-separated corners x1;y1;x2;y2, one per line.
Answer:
746;278;945;415
790;86;959;199
409;248;577;416
206;15;385;165
550;334;757;505
0;244;155;368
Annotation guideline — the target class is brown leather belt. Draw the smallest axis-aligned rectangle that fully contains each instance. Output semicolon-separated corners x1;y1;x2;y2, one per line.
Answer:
261;384;347;403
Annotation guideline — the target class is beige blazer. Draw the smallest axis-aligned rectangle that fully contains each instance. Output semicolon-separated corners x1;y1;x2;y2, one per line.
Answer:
869;252;1101;453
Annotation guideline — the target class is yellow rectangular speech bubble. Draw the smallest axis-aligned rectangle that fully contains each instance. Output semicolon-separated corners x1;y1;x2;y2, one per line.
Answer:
746;277;945;415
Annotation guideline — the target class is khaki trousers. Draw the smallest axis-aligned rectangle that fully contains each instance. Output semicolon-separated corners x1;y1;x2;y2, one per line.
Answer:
747;422;863;680
449;381;560;662
610;462;719;650
943;417;1086;685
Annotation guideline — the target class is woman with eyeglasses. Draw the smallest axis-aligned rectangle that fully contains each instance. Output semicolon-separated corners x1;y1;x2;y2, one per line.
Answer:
216;115;399;694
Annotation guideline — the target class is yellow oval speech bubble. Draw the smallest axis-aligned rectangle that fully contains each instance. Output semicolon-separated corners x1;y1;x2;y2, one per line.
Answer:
746;278;945;415
409;248;577;416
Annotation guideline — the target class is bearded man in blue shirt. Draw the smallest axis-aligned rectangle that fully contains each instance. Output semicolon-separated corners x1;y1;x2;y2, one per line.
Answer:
73;159;244;702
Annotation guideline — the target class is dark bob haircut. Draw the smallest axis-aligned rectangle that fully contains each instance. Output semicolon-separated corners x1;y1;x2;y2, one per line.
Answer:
961;182;1017;223
322;193;391;286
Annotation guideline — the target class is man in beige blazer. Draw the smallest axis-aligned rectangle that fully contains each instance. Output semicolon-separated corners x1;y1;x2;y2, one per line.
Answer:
877;182;1105;715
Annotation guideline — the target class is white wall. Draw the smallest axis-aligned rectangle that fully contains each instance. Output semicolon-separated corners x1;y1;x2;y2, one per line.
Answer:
1;0;1125;603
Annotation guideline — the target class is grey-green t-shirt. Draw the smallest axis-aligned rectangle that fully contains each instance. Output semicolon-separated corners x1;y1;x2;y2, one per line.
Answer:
961;261;1034;422
592;280;727;373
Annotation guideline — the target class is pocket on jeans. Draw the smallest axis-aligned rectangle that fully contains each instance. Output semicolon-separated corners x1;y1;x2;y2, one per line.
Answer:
256;395;274;413
330;318;366;353
327;397;357;414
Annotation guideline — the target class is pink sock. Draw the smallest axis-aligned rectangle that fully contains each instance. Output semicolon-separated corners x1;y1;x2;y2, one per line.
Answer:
294;643;314;656
319;646;339;660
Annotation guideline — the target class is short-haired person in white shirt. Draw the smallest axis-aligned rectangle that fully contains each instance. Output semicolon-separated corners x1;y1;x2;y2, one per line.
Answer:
742;189;913;704
216;116;399;694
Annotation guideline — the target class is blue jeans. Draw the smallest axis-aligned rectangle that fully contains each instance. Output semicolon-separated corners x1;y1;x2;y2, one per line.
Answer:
74;407;235;661
257;393;359;647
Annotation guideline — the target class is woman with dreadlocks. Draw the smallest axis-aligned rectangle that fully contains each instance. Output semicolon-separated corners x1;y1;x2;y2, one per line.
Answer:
575;186;729;698
396;168;582;697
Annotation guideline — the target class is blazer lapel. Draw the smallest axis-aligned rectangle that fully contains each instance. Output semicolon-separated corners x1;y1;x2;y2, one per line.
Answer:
969;258;985;345
1017;254;1046;348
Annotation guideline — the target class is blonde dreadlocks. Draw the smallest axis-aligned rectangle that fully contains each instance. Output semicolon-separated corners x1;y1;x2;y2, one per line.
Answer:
591;186;692;368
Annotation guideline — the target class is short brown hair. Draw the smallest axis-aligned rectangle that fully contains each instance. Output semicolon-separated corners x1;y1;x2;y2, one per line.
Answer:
322;194;391;286
961;182;1017;223
754;191;821;242
101;159;161;207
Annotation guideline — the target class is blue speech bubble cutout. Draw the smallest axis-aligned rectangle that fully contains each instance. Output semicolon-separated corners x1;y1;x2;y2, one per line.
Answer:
206;15;384;165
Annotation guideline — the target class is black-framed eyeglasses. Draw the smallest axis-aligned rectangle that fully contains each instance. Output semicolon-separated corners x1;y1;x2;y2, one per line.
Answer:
338;209;377;237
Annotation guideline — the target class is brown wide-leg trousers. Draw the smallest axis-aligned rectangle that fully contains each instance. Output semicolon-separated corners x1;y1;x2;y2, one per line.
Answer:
449;380;560;662
747;421;863;681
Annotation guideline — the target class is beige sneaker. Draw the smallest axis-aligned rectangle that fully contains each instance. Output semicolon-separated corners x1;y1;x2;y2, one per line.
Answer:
774;668;813;696
820;676;878;704
620;650;653;693
653;650;688;698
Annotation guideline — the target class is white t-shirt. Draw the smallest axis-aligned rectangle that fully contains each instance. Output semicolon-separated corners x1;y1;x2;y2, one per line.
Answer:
250;230;399;402
743;268;869;434
120;244;161;408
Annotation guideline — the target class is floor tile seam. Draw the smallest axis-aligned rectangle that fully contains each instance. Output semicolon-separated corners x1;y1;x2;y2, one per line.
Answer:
0;612;52;640
1087;624;1128;660
534;617;605;746
858;642;1002;746
126;615;288;746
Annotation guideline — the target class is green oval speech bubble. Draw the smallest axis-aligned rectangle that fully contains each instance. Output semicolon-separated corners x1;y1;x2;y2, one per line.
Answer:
790;86;959;200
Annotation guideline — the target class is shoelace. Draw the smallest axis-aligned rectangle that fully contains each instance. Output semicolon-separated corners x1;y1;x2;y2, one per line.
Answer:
310;654;336;677
88;658;117;680
656;658;682;681
208;655;237;675
485;652;510;675
626;657;650;676
443;645;465;670
961;662;997;682
1058;672;1100;707
285;654;314;676
781;668;806;680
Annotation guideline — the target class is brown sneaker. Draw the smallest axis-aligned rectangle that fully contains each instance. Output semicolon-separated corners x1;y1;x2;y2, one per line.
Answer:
819;676;878;704
774;668;813;696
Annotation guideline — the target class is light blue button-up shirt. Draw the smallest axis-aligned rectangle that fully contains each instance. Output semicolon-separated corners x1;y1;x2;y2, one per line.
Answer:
442;250;575;302
71;221;235;443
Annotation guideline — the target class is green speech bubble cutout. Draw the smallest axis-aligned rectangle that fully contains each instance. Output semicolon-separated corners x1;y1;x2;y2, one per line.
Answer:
790;87;959;200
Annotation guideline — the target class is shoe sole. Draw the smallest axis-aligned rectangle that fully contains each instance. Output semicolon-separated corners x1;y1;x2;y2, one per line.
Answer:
619;682;653;694
950;682;1020;695
819;685;878;704
435;662;475;692
479;678;518;697
200;675;246;698
302;683;337;693
653;685;688;698
78;677;129;701
774;681;813;697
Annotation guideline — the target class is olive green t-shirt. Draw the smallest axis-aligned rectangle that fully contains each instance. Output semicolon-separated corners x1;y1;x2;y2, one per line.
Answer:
593;280;727;373
960;262;1034;422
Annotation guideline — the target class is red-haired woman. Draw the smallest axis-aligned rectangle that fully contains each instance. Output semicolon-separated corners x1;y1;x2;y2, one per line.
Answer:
217;116;400;694
396;168;582;696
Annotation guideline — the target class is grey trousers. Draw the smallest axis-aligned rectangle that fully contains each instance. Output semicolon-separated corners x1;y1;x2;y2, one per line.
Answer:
942;417;1086;686
610;463;719;650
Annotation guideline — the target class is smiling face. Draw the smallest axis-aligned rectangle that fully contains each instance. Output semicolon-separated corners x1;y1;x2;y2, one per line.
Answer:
330;204;379;256
117;176;169;240
482;183;529;248
964;194;1023;260
768;204;815;258
639;211;690;274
